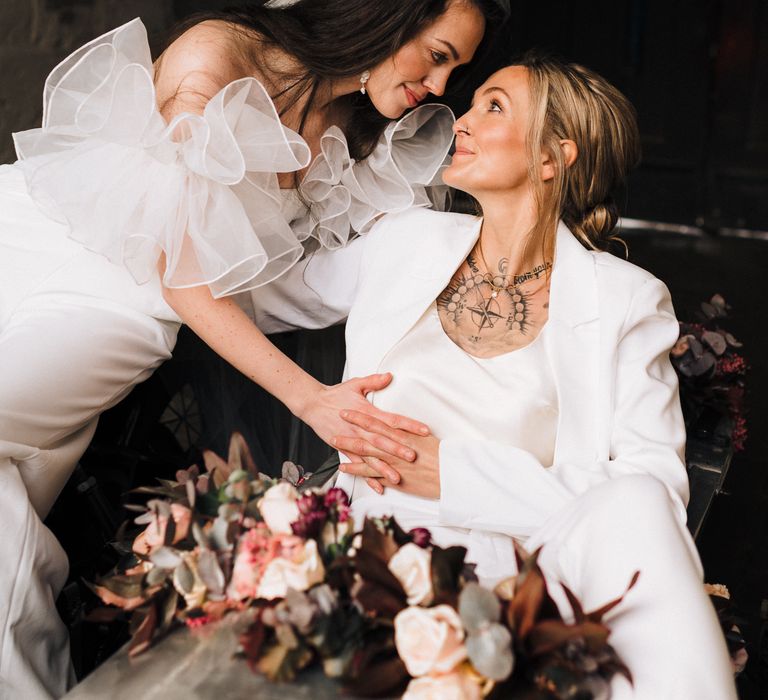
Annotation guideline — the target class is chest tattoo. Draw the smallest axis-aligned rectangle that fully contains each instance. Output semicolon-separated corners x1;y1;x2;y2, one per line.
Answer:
437;254;551;348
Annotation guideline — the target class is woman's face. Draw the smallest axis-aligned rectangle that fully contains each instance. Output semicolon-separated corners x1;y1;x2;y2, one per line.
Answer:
366;0;486;119
442;66;532;196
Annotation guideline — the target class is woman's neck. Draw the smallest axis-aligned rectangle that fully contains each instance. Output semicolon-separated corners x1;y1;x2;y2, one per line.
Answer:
475;189;547;276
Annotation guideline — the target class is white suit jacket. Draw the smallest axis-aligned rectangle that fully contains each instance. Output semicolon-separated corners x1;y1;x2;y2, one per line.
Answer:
251;207;689;536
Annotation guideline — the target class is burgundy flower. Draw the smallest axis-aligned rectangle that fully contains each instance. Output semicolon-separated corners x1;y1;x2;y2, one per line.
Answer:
297;492;325;516
408;527;432;548
291;510;328;539
716;354;747;376
324;488;350;509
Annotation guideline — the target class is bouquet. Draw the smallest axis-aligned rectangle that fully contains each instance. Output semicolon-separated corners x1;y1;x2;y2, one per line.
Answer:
89;434;636;699
670;294;748;450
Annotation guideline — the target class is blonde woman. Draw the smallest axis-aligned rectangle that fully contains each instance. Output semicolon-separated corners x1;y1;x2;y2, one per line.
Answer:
252;55;737;697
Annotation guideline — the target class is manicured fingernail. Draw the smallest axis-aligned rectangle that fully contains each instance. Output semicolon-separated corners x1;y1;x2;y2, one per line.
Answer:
340;410;349;419
420;427;429;435
339;464;346;472
404;450;415;460
330;437;337;446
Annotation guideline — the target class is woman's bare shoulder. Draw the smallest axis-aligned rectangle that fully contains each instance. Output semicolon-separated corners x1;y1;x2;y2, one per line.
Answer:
154;19;258;119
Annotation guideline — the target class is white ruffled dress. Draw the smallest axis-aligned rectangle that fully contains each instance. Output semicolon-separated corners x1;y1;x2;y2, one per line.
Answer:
6;18;454;323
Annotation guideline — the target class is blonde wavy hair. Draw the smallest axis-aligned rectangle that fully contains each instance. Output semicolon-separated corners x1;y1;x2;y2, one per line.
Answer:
519;53;641;255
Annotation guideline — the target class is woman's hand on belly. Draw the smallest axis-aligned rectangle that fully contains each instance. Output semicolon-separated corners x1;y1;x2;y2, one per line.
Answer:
303;373;432;463
334;410;441;499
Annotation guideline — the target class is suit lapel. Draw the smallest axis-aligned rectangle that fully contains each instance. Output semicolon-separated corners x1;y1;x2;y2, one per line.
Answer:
347;216;606;465
544;223;602;463
347;213;482;375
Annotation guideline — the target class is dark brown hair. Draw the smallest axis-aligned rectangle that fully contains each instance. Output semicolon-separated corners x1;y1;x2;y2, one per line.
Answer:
170;0;507;161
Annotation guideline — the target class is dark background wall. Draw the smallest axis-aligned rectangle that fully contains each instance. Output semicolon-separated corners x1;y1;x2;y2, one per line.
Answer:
3;0;766;230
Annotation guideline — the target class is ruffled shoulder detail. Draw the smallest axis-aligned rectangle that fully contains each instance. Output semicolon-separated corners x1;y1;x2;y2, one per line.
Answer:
12;18;455;296
13;18;312;297
293;103;454;250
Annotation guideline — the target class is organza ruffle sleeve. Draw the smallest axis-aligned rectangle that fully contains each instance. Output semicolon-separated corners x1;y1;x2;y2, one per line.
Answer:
293;103;454;249
12;18;456;297
12;18;312;297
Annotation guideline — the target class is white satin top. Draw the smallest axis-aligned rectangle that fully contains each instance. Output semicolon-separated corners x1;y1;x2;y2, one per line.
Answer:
348;302;559;582
10;18;453;315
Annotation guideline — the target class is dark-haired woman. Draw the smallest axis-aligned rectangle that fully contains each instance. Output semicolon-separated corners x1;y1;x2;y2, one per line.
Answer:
0;2;501;696
250;57;737;696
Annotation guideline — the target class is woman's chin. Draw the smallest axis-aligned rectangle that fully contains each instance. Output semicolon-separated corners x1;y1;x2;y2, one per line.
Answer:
441;166;467;191
370;97;407;120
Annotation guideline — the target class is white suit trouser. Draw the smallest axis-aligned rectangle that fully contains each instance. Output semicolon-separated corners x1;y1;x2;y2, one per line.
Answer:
526;474;737;699
0;168;179;699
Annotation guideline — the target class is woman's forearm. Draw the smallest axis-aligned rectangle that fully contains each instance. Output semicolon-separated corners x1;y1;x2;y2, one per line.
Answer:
163;284;321;418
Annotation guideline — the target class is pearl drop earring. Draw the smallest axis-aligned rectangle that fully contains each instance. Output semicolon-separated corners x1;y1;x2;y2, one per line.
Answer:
359;70;370;95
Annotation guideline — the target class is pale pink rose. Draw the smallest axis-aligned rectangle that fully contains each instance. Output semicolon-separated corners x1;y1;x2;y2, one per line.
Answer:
403;668;482;700
394;604;467;677
228;525;278;601
388;543;433;606
258;482;300;534
133;504;192;555
256;538;325;600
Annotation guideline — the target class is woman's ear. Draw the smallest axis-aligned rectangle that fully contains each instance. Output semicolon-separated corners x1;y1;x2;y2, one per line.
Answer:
560;139;578;168
541;139;579;181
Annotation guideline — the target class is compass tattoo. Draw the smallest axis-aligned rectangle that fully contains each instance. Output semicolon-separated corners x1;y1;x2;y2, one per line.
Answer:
438;257;532;335
437;254;551;345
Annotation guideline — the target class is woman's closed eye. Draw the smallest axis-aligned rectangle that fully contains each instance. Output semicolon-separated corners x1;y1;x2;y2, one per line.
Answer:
430;50;449;65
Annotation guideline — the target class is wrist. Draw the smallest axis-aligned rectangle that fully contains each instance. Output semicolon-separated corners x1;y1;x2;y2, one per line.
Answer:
287;377;325;420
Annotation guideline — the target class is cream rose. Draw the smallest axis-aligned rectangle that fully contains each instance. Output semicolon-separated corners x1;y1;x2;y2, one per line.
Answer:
133;503;191;555
388;543;433;606
394;604;467;677
256;539;325;600
258;482;300;534
402;668;482;700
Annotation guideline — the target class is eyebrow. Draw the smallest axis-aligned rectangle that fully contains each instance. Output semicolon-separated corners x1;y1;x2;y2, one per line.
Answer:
435;38;460;61
481;86;511;100
470;85;511;105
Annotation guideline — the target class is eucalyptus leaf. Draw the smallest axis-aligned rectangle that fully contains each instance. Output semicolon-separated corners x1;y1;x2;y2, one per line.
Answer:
150;547;183;570
710;293;727;310
133;511;155;526
174;559;195;594
725;332;743;348
459;582;501;633
146;566;169;587
282;461;302;485
209;517;234;551
197;549;225;595
186;479;196;508
702;330;727;355
466;623;514;680
197;474;210;494
687;336;704;359
192;522;209;549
